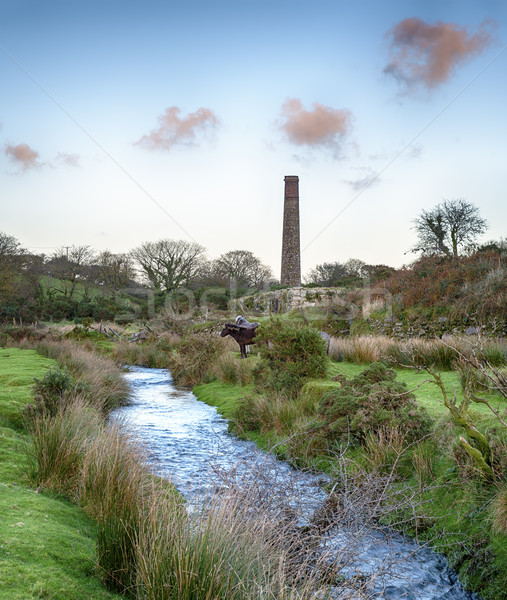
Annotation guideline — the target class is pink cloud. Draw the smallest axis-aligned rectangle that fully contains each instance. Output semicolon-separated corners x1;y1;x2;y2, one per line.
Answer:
279;99;352;154
5;143;41;170
136;106;220;150
384;18;493;90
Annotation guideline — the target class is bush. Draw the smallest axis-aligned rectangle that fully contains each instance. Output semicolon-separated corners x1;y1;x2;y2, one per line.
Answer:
168;333;225;387
29;366;79;417
318;362;433;446
254;320;328;397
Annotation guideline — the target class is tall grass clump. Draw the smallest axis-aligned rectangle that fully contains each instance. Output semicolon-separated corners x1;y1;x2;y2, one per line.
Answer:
213;352;254;386
26;398;102;499
111;333;178;368
35;340;130;412
329;335;506;371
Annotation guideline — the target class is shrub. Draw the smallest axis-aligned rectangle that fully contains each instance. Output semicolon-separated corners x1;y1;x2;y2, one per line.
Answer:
254;320;328;397
168;333;225;387
35;340;130;412
29;366;79;417
318;362;433;446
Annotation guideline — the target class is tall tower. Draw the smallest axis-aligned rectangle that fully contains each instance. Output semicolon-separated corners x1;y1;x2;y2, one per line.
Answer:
280;175;301;287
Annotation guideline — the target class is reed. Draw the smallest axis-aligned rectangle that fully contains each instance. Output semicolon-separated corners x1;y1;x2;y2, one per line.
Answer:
26;397;102;500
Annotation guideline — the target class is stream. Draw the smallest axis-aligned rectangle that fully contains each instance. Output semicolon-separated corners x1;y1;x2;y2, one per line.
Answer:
112;366;480;600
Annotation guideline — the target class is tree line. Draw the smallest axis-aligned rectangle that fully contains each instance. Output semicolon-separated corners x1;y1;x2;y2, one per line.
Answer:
1;198;503;323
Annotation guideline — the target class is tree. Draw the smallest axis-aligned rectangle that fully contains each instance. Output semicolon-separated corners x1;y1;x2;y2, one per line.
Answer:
344;258;367;278
46;245;95;298
212;250;273;290
305;262;347;286
130;239;206;292
412;198;488;259
0;232;24;304
95;251;136;291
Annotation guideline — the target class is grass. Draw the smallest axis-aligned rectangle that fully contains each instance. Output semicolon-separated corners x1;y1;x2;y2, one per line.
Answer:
193;349;507;600
0;347;123;600
3;344;330;599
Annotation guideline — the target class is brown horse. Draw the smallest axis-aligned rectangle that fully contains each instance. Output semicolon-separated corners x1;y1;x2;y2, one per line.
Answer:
220;316;259;358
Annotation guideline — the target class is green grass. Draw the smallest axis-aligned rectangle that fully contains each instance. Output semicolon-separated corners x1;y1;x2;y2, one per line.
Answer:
193;354;507;599
193;380;254;419
328;360;505;426
0;347;122;600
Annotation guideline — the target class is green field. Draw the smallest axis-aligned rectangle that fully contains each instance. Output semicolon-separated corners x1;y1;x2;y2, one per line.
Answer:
0;348;122;600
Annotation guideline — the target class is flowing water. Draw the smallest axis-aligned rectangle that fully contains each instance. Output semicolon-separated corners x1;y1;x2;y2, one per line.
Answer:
113;366;480;600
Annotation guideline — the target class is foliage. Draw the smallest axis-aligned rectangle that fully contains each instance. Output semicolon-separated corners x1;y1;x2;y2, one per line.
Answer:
211;249;273;290
0;348;123;600
167;333;225;386
412;198;488;258
254;320;328;397
130;238;206;292
318;362;433;445
29;365;80;417
383;251;507;321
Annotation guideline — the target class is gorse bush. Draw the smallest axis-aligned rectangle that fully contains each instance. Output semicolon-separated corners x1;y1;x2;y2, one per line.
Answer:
254;320;328;397
29;366;79;417
318;362;433;446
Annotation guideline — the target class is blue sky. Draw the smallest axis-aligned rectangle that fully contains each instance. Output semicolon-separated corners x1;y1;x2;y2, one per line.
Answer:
1;0;506;279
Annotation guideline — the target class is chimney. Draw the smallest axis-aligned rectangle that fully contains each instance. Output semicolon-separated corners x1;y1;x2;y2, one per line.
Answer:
280;175;301;287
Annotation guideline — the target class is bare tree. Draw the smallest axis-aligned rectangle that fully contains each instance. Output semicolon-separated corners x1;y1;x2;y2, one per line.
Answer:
95;251;136;292
131;239;206;292
412;198;488;259
46;245;95;298
212;250;272;290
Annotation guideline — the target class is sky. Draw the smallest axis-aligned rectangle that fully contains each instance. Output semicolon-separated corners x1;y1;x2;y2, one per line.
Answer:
1;0;506;280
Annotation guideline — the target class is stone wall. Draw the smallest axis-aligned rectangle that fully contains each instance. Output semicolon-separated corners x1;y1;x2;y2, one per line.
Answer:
231;287;343;315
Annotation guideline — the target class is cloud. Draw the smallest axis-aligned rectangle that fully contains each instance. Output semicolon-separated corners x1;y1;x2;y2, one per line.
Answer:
136;106;220;150
5;143;41;170
343;167;380;192
384;18;493;90
279;98;352;154
55;152;80;167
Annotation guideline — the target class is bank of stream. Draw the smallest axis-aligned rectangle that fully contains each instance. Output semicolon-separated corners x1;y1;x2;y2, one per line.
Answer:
113;366;480;600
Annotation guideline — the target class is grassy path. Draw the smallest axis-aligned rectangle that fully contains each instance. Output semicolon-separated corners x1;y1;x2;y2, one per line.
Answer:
0;348;122;600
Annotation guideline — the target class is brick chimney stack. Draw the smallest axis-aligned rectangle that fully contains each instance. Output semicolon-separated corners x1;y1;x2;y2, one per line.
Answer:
280;175;301;287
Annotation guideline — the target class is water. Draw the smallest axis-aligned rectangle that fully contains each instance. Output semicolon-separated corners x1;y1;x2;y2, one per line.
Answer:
113;366;479;600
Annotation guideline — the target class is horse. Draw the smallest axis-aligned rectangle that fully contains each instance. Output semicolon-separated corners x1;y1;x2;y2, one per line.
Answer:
220;315;259;359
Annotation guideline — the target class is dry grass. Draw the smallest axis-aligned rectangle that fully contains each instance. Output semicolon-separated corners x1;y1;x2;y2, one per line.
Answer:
213;352;254;386
490;486;507;535
33;339;130;412
329;335;506;370
27;397;101;499
363;426;407;474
